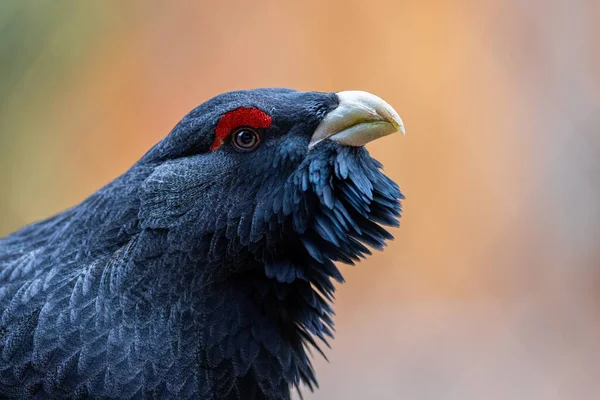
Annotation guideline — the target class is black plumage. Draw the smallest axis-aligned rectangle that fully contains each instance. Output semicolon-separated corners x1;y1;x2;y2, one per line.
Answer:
0;88;404;399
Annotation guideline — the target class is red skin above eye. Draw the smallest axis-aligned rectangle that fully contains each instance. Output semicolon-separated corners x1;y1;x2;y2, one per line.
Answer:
210;107;272;152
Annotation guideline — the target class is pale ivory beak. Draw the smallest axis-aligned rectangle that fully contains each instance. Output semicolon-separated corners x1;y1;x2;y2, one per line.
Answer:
309;91;405;149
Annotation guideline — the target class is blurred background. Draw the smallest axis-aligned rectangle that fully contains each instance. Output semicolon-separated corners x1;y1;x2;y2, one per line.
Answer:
1;1;598;398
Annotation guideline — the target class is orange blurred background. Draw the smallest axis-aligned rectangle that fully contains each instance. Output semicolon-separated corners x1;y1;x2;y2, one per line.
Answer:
1;1;599;398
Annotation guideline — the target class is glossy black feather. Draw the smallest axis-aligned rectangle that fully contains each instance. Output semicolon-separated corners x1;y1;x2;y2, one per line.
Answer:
0;88;403;399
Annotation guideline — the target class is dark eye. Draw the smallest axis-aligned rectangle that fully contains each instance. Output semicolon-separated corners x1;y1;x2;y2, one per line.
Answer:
232;128;260;151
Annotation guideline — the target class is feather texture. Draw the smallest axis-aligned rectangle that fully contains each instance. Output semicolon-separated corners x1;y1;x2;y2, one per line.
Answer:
0;89;403;399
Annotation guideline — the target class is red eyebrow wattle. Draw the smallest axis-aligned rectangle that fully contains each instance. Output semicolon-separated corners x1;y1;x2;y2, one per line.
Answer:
210;107;272;152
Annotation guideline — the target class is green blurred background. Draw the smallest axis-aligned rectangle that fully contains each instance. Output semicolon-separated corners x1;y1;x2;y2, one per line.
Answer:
1;1;599;398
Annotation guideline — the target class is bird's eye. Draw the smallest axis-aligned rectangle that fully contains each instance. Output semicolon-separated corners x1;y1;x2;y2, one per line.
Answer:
232;128;260;151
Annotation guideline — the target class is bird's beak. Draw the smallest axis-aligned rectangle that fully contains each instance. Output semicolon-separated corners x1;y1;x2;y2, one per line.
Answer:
308;91;405;149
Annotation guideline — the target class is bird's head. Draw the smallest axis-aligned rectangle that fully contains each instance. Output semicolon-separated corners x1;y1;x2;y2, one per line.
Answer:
122;88;406;391
139;88;405;289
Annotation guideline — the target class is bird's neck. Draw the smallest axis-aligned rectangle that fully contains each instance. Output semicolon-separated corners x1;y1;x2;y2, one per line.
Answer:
123;235;318;398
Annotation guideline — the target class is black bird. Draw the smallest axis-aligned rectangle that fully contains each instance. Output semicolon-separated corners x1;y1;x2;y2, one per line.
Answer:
0;89;405;399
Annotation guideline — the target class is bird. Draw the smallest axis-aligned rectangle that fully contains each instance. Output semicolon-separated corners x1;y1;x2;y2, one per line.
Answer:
0;88;405;400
